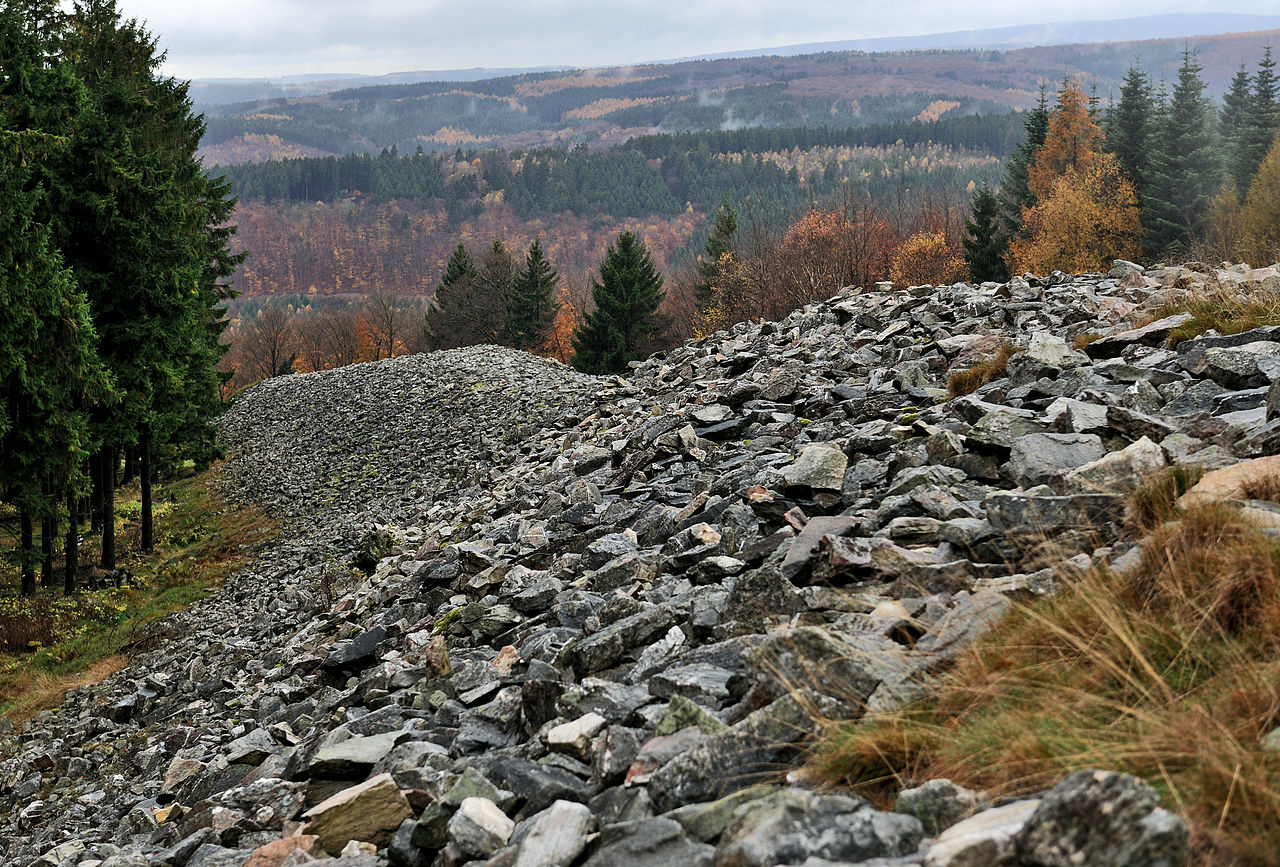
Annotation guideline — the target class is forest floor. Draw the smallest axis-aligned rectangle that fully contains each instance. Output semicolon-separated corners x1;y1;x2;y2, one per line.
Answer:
0;467;276;723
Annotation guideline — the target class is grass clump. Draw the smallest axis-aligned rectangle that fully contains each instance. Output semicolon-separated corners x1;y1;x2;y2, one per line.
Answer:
0;469;276;722
946;343;1019;397
1126;465;1205;532
809;501;1280;866
1141;281;1280;346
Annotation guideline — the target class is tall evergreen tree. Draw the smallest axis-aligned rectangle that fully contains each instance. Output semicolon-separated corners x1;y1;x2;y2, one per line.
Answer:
963;185;1009;283
1143;49;1224;259
693;199;739;311
55;0;241;568
0;5;109;595
507;239;559;351
425;240;512;349
997;85;1050;240
1241;46;1280;192
571;231;666;374
1221;61;1255;193
1105;62;1155;197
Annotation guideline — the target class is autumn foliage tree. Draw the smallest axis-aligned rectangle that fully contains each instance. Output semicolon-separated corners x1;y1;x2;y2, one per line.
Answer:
890;231;965;287
1009;155;1142;274
1008;80;1143;274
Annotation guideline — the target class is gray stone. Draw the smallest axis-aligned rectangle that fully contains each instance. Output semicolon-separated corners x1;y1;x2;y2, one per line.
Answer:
580;818;714;867
782;442;849;491
923;798;1040;867
715;788;924;867
1015;770;1188;867
1007;433;1106;488
448;797;515;860
896;779;980;836
1061;436;1167;495
513;800;594;867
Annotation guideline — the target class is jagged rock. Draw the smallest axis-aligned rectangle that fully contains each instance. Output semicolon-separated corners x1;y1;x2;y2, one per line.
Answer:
301;773;413;853
1061;436;1167;494
512;800;594;867
923;799;1040;867
781;442;849;491
1014;770;1189;867
896;779;981;836
715;788;924;867
1007;433;1106;488
580;817;714;867
447;797;515;860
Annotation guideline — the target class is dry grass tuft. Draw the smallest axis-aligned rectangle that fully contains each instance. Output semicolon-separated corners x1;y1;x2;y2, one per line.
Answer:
946;343;1019;397
808;501;1280;866
1126;465;1205;532
1137;280;1280;346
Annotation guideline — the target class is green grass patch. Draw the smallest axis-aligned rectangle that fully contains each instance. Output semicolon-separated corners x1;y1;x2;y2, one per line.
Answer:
807;499;1280;866
0;468;276;721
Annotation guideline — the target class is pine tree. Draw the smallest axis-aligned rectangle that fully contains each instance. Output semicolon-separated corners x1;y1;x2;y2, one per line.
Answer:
998;86;1050;240
571;231;666;374
963;185;1009;283
1105;62;1155;197
1143;49;1224;259
507;239;559;351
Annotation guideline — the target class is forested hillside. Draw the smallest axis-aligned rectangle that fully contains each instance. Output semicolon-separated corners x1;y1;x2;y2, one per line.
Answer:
199;28;1279;164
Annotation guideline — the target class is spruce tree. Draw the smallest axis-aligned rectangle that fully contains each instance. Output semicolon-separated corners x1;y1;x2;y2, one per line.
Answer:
572;231;666;374
1222;61;1255;193
1143;50;1224;259
693;199;738;311
1105;62;1155;197
507;239;559;351
0;6;109;595
963;185;1009;283
1242;46;1280;191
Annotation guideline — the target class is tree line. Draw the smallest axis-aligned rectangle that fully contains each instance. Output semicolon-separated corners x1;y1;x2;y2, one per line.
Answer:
963;47;1280;280
0;1;239;596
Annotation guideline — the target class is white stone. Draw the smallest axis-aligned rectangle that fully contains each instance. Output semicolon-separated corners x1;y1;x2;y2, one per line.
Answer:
546;712;608;760
924;799;1041;867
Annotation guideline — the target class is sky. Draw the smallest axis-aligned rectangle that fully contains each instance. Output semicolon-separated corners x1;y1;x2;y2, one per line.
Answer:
115;1;1278;81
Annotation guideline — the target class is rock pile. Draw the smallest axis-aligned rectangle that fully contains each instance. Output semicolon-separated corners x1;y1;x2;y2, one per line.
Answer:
5;260;1279;867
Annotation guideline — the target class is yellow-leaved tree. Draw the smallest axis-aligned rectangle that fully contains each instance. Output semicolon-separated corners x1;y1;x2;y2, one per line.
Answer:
1009;80;1143;274
1242;132;1280;263
1010;156;1143;274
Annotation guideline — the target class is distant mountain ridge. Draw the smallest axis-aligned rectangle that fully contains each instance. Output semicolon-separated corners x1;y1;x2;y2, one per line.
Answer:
191;13;1280;107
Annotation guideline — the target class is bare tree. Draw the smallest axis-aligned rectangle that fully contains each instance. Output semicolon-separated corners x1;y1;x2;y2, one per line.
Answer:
239;304;296;382
360;288;424;360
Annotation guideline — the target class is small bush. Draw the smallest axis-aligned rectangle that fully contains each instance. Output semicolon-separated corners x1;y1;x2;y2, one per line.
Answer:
1126;465;1204;532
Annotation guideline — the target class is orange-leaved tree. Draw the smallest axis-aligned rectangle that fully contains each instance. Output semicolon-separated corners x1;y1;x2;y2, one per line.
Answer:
1009;79;1143;274
889;231;966;287
1009;154;1143;274
1026;80;1103;201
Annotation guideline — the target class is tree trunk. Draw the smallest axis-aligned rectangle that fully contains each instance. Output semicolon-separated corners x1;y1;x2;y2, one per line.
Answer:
89;452;102;533
141;428;153;553
20;511;36;597
65;488;79;595
40;510;55;587
121;447;138;486
101;447;116;570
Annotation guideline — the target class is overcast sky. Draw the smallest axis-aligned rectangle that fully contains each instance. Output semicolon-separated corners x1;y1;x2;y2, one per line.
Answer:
116;1;1277;80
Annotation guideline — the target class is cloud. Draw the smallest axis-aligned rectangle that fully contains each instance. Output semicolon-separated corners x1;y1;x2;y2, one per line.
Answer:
118;0;1280;80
